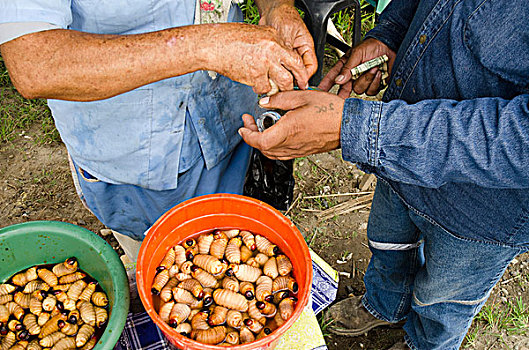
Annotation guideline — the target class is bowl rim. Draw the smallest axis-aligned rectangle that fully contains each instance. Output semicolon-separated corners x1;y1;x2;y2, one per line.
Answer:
137;193;313;350
0;220;130;350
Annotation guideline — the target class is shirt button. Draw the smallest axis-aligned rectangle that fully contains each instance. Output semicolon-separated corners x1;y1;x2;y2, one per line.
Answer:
395;78;403;87
419;34;427;44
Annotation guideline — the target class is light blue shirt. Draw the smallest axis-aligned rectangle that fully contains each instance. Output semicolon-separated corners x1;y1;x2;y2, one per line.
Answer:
0;0;257;190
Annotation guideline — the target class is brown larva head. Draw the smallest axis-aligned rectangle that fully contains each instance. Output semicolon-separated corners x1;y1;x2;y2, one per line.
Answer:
244;291;254;300
207;319;215;326
151;287;160;295
243;318;253;326
225;268;234;277
57;320;66;329
256;301;265;310
184;239;196;249
250;244;257;251
292;282;299;294
185;250;194;261
16;329;29;340
203;296;213;307
190;265;199;273
56;301;64;311
66;257;77;266
156;266;166;273
197;290;205;300
264;295;274;303
168;319;178;328
273;246;281;255
264;327;272;335
67;314;77;324
0;325;7;336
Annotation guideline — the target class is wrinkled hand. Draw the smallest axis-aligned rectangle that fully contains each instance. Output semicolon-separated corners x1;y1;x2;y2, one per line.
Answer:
319;38;396;98
238;90;344;159
211;23;309;95
259;4;318;86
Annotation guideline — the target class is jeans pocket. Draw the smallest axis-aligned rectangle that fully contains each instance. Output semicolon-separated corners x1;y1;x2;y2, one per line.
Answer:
78;167;101;183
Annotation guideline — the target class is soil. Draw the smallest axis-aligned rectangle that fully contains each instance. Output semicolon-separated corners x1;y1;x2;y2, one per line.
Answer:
1;117;528;350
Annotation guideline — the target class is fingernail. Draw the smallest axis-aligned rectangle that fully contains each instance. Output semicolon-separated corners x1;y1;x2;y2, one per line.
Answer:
238;129;244;137
335;75;345;83
259;96;270;105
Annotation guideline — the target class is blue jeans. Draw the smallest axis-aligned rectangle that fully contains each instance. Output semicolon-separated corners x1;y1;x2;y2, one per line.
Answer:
363;180;528;350
70;141;252;241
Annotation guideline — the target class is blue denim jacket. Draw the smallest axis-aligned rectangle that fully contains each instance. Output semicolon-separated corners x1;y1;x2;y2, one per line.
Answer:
341;0;529;246
0;0;257;191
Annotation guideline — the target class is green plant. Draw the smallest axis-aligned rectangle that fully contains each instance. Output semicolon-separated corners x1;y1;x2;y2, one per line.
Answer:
330;0;376;45
318;312;335;338
463;326;479;348
0;56;59;144
240;0;260;25
506;297;529;334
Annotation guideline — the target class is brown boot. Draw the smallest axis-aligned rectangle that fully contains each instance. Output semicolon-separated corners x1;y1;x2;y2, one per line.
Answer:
324;295;403;336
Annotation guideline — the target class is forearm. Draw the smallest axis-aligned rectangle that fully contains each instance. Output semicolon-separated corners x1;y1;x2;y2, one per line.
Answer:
0;24;225;101
341;95;529;188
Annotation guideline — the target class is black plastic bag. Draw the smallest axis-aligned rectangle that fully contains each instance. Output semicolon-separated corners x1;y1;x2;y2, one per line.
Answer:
243;149;294;211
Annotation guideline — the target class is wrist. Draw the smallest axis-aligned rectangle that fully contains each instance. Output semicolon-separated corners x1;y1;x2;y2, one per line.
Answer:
258;2;295;25
192;23;238;72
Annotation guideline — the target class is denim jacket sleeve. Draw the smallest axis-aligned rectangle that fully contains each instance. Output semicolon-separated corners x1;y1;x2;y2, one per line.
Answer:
341;95;529;189
364;0;420;52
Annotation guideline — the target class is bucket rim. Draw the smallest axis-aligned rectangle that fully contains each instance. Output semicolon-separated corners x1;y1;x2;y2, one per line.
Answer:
0;220;130;350
137;193;313;349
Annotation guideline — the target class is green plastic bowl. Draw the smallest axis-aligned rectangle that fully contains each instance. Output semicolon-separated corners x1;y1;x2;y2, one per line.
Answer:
0;221;129;349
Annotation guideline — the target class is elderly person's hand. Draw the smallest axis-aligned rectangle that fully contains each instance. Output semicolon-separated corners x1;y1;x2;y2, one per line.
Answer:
258;1;318;88
319;38;396;98
238;90;344;159
211;23;310;95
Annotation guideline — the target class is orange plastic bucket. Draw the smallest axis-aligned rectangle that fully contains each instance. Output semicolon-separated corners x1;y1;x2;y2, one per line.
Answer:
137;193;312;350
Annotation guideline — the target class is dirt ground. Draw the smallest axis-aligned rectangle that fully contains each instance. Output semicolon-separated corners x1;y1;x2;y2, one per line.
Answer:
1;121;528;349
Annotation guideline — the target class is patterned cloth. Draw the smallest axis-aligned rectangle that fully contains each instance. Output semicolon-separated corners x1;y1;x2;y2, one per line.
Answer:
115;250;338;349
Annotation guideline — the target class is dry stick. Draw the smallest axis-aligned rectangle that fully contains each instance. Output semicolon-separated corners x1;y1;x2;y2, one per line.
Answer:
308;229;320;248
317;193;374;221
303;191;373;199
485;338;498;350
500;274;523;285
358;173;376;192
300;208;322;213
315;173;332;188
307;157;331;177
284;193;301;216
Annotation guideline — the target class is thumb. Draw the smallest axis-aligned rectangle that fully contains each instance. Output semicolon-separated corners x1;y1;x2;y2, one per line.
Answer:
238;127;263;149
335;49;364;85
259;90;314;111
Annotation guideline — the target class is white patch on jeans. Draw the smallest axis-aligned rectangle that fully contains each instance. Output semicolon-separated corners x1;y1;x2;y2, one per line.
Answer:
413;291;489;307
368;239;424;251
